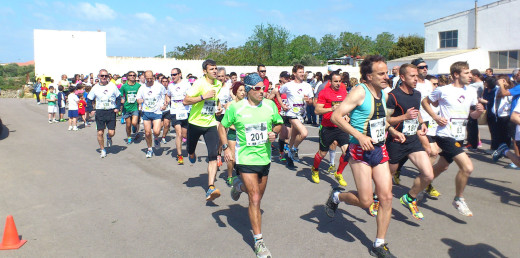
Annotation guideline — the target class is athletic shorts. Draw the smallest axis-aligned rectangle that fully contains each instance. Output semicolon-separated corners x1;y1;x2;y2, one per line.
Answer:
427;135;436;143
347;143;389;167
68;110;78;118
48;105;57;113
432;136;464;164
170;114;188;128
122;110;139;120
59;107;65;114
386;136;425;164
95;109;116;130
282;116;291;128
161;110;171;121
142;112;161;121
78;109;85;115
215;114;224;122
187;123;219;161
227;128;237;141
319;126;349;152
508;121;516;139
235;163;271;178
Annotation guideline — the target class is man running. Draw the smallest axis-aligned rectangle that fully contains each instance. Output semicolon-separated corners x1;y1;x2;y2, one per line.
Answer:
183;59;223;201
136;70;168;158
160;77;171;144
268;71;291;163
421;61;484;216
119;71;142;144
86;69;122;158
166;68;191;165
219;73;283;258
325;55;404;258
276;64;314;163
311;71;349;186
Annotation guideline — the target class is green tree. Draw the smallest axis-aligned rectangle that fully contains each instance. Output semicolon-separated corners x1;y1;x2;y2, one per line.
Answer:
372;32;395;59
244;23;291;65
165;38;228;60
388;35;425;60
338;32;373;57
318;34;339;61
288;35;319;62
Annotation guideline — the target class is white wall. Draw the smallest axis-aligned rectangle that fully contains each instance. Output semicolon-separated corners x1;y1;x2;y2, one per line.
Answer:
34;29;107;81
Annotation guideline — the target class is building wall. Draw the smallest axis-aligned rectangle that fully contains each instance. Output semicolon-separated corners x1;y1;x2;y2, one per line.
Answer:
34;29;107;81
425;0;519;52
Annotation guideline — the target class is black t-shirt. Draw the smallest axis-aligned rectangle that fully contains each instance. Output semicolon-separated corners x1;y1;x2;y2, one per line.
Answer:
386;86;422;140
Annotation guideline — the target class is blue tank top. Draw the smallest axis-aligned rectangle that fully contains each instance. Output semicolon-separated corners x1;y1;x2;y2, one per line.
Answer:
349;84;387;144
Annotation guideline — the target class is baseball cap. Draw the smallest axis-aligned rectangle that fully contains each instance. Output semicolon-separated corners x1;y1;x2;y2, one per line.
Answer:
307;73;314;80
327;65;339;72
411;58;425;66
280;71;290;78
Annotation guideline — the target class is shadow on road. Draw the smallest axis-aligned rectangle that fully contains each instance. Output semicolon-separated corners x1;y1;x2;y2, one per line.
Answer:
183;172;207;192
467;177;520;207
100;145;127;155
441;238;507;258
0;119;9;140
212;204;255;249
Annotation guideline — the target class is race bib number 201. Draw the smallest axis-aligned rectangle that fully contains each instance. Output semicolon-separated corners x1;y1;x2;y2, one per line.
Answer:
369;117;386;143
245;122;268;146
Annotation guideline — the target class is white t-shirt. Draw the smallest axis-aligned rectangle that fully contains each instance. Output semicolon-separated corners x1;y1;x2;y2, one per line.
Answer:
167;79;191;115
279;81;314;117
218;82;233;115
67;93;79;110
428;84;478;140
513;104;520;141
493;93;512;117
137;82;166;114
468;81;484;98
87;82;121;110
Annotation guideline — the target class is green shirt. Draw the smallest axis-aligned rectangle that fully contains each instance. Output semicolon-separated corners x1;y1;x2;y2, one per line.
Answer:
187;77;222;127
221;99;283;165
46;92;58;106
120;82;141;112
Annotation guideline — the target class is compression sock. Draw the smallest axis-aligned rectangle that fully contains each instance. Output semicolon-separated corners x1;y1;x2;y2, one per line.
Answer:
336;154;349;174
313;152;323;169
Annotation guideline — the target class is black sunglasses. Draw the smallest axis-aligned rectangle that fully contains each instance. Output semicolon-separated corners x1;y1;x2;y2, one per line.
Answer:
417;65;428;70
171;73;179;76
99;75;109;78
258;70;267;73
128;74;136;77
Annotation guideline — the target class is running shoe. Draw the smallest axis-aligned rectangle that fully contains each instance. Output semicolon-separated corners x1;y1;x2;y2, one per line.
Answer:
286;156;296;169
370;243;397;258
146;149;153;158
325;187;342;218
492;143;509;162
254;239;271;258
177;155;184;165
49;120;53;124
334;172;347;186
189;153;196;163
68;126;72;131
72;126;78;131
60;119;67;122
100;149;107;158
182;137;187;143
328;164;336;174
217;155;223;167
161;137;167;144
292;148;300;162
478;140;482;148
230;179;242;201
369;200;379;217
279;154;286;162
154;137;161;148
106;134;112;147
226;176;236;187
52;119;59;123
120;117;125;124
392;170;401;185
400;194;424;220
206;187;221;201
452;197;473;216
424;184;441;199
127;137;132;145
311;166;320;184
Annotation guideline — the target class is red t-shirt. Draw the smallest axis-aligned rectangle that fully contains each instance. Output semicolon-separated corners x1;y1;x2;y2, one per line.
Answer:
41;86;48;96
262;78;270;93
78;100;86;114
317;85;347;127
273;85;287;114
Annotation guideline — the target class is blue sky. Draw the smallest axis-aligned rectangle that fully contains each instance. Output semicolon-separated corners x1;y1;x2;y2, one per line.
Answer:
0;0;497;63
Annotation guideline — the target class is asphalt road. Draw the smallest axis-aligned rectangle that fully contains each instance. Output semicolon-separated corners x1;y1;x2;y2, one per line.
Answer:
0;98;519;257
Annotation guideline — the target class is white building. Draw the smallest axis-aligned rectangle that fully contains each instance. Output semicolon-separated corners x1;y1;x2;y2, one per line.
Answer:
388;0;520;74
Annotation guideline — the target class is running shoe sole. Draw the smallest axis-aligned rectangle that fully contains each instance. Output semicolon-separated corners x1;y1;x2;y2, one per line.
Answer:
206;189;221;201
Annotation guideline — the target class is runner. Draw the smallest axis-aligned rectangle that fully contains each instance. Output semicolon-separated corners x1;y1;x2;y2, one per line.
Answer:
160;77;171;144
119;71;141;144
86;69;122;158
216;67;232;167
165;68;191;165
218;73;283;258
276;64;314;164
372;63;433;221
311;71;349;186
268;71;291;163
136;70;168;158
183;59;223;201
421;61;484;216
324;55;404;258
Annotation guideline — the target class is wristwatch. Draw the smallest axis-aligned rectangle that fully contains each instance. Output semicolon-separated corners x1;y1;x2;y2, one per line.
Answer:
222;144;229;150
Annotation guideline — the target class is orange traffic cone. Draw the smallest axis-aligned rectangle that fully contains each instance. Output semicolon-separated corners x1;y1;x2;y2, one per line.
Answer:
0;215;26;250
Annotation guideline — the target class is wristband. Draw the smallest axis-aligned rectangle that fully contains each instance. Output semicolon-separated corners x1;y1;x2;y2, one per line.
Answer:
200;95;204;100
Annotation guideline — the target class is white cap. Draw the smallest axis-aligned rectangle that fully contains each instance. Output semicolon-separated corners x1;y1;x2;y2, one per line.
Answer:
307;73;314;80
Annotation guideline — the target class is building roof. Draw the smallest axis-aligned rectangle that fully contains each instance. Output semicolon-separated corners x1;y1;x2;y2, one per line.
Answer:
425;0;516;26
15;60;35;66
389;49;477;62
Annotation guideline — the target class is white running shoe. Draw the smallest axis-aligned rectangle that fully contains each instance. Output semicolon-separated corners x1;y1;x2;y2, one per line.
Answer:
100;149;107;158
68;126;73;131
452;198;473;216
73;126;78;131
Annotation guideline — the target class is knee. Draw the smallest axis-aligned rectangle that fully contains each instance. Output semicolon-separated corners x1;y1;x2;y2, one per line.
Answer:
145;130;152;137
377;192;393;205
461;164;473;176
359;196;375;209
300;130;308;139
248;192;262;206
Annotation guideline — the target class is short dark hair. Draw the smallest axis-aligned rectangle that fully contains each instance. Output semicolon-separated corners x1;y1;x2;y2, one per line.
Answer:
450;61;469;78
257;64;266;71
292;64;304;74
425;75;437;81
230;72;237;77
58;85;64;91
399;63;417;77
360;55;386;81
202;59;217;70
470;69;481;77
486;68;494;73
330;71;341;80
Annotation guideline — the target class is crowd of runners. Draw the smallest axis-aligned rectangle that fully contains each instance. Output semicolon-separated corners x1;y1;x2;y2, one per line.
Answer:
32;58;520;258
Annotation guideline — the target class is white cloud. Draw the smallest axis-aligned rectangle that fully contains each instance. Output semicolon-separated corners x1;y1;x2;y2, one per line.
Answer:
77;2;116;21
135;12;156;24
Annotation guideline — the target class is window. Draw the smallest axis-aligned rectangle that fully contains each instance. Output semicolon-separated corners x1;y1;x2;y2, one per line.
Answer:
439;30;458;48
489;50;520;69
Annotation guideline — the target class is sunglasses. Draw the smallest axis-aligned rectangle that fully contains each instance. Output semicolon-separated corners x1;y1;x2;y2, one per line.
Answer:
247;85;264;91
171;73;179;76
162;80;169;83
417;65;428;70
432;83;439;86
258;70;267;73
99;75;109;78
128;74;136;77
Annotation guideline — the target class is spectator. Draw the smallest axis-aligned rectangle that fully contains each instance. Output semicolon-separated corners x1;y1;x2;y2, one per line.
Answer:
34;78;42;104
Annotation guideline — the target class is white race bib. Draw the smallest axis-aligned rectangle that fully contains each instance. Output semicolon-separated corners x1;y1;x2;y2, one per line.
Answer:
100;98;110;109
369;117;386;143
245;123;268;146
402;118;419;136
127;94;136;103
201;100;216;115
177;110;188;120
428;119;438;131
292;104;305;115
144;98;156;111
171;100;184;110
450;118;467;141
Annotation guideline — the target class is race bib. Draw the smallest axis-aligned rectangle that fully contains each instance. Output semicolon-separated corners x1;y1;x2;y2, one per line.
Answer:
245;123;268;146
171;99;184;110
127;94;136;103
292;104;305;115
201;100;216;115
428;119;438;131
144;98;156;110
450;118;467;141
100;98;110;109
177;110;188;120
369;117;386;143
402;118;419;136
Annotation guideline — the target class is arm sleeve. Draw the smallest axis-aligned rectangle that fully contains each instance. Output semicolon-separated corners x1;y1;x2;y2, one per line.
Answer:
316;90;327;104
186;81;202;97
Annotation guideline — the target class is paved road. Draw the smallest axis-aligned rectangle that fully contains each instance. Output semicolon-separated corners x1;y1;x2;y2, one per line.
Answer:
0;98;519;257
